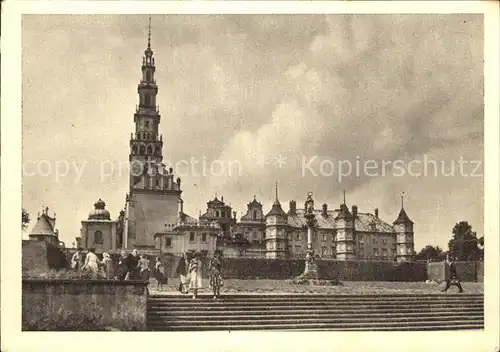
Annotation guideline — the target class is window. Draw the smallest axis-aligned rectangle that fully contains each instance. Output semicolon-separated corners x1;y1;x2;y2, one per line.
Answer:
94;231;103;244
296;233;300;241
221;211;225;218
322;233;327;242
165;237;172;247
372;237;377;244
144;120;150;128
321;247;327;256
216;210;220;217
253;210;257;219
146;71;151;81
201;233;207;242
189;232;195;242
295;245;301;253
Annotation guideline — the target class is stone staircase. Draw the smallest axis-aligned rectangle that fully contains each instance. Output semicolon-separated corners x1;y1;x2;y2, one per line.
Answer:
147;293;484;331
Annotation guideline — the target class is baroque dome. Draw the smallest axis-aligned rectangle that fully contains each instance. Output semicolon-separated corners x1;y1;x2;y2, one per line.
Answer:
88;198;111;220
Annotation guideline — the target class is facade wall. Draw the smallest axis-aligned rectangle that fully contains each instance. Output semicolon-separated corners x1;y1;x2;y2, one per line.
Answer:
158;230;217;256
127;192;180;248
81;221;116;252
357;232;396;260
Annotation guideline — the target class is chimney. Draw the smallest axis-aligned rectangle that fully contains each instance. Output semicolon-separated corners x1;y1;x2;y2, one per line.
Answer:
375;208;379;218
289;200;296;215
352;205;358;219
322;203;328;216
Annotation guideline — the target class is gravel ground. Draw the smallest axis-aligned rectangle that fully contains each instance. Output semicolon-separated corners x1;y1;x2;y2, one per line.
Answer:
148;278;484;295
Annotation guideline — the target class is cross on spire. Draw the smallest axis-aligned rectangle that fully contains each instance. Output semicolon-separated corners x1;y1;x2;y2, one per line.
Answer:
343;190;346;204
275;181;279;200
401;191;405;209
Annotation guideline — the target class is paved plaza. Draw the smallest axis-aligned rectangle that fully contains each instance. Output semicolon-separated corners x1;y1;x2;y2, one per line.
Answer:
148;278;484;295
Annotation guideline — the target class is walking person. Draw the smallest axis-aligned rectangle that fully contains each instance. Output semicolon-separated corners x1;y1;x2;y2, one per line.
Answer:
138;254;151;281
209;250;223;299
154;257;167;291
71;248;84;272
117;250;129;280
82;248;99;279
442;254;464;293
176;253;189;294
188;252;203;299
101;252;114;279
126;249;140;280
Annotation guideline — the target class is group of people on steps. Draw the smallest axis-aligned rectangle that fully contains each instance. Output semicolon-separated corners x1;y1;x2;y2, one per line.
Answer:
71;247;225;298
176;250;224;299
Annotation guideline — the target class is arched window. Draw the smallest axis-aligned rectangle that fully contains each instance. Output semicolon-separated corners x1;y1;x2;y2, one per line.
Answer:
216;210;220;217
139;145;146;156
146;71;151;82
147;145;153;155
155;146;161;155
94;231;103;245
144;120;150;128
253;210;257;220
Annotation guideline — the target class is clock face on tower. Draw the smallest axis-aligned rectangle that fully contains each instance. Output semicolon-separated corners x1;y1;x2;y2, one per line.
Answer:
131;161;143;177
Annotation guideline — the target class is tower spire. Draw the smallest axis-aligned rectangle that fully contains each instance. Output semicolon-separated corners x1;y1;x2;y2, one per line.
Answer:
147;15;151;49
275;181;279;200
343;190;346;204
401;191;405;209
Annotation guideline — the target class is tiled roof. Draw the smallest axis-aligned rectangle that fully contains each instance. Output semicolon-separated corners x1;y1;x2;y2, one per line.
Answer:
287;209;338;229
285;209;396;233
265;199;287;217
356;213;396;233
180;212;198;225
393;208;413;225
29;213;57;236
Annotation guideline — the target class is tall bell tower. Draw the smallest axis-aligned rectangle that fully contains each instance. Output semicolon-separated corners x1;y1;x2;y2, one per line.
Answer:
129;16;165;189
123;16;183;250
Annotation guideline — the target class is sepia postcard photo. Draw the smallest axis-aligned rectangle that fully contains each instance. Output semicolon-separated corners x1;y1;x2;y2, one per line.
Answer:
1;1;499;352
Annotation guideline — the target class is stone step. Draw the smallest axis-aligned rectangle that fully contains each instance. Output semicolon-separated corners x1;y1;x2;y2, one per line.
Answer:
148;310;483;320
146;293;483;331
148;302;483;309
149;314;483;325
149;293;482;299
148;320;484;331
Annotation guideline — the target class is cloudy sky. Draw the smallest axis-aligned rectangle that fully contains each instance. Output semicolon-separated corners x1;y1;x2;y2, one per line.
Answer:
22;14;483;250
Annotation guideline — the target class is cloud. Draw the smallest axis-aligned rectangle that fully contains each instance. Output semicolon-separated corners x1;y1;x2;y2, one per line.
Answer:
22;15;483;250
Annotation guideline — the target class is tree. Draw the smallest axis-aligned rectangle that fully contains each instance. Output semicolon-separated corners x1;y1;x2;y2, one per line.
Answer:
414;245;444;262
22;208;30;231
447;221;480;261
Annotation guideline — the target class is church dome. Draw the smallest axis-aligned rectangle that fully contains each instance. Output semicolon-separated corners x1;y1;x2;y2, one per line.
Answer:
88;198;111;220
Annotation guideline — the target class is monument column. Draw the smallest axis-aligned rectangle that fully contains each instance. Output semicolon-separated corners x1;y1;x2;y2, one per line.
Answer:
303;192;318;276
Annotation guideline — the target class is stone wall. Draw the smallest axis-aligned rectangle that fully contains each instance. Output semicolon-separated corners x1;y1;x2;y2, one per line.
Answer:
22;240;68;275
426;261;483;282
22;279;148;331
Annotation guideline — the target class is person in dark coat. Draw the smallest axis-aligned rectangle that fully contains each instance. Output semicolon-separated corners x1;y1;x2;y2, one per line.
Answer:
442;254;464;293
126;249;140;280
176;253;189;294
117;250;129;280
